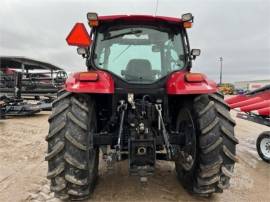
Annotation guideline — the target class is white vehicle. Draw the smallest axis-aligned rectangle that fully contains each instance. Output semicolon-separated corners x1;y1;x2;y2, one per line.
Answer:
257;132;270;163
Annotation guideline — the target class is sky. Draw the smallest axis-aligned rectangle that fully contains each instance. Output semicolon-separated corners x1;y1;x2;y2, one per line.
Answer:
0;0;269;83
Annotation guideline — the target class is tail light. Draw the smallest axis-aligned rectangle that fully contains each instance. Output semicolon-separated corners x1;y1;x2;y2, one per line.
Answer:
76;72;99;81
185;73;205;83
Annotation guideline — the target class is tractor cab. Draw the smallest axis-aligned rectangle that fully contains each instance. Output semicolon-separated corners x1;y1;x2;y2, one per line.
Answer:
66;13;201;85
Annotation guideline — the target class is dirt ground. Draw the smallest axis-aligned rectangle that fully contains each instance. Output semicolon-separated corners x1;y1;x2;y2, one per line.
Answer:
0;111;269;202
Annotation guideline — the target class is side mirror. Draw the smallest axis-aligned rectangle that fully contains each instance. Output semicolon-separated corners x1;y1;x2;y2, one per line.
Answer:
191;49;201;59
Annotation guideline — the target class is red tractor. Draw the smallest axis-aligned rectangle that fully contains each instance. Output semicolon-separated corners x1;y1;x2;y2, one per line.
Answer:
46;13;238;200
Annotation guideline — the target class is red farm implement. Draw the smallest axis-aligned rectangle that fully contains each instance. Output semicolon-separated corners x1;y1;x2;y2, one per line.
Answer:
226;85;270;163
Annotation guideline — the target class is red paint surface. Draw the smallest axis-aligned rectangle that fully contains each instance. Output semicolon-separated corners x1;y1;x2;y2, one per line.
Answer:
230;97;264;109
226;95;248;105
240;100;270;112
65;70;114;94
227;91;270;109
254;107;270;116
166;71;217;95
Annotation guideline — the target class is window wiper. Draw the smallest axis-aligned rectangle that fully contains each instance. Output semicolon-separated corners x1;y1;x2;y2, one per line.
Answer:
102;30;142;41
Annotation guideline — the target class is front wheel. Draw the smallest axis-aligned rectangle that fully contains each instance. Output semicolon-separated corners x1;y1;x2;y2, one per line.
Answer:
256;131;270;163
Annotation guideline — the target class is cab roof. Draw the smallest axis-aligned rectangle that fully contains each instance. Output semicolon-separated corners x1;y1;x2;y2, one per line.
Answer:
98;15;182;24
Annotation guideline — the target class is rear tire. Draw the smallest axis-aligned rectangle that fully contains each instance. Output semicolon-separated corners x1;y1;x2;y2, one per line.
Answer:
256;131;270;163
46;91;99;200
175;93;238;195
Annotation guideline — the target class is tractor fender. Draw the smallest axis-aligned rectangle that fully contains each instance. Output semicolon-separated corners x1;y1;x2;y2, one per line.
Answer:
166;71;217;95
65;70;114;94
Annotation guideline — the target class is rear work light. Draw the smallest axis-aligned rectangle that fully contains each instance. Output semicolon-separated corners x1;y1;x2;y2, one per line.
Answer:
87;12;99;27
181;13;193;29
181;13;194;22
79;72;99;81
185;73;205;83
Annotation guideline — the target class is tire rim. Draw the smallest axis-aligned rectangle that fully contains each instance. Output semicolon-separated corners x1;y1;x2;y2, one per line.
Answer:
260;137;270;159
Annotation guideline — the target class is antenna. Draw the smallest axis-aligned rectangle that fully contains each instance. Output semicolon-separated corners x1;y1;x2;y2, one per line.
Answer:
154;0;159;16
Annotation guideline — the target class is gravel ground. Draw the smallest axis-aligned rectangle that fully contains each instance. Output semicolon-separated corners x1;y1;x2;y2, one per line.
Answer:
0;111;269;202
